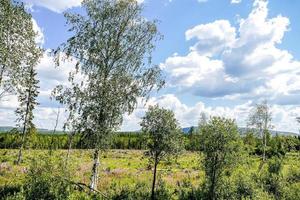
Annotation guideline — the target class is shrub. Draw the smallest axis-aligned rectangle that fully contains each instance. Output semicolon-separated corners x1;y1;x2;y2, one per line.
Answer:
177;179;203;200
0;184;22;199
22;156;72;200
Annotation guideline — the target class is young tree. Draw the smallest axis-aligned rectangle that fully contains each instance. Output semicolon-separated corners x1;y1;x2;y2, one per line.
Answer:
0;0;40;99
52;84;83;163
200;117;242;200
198;111;208;128
49;107;61;156
53;0;163;191
247;100;272;161
140;105;183;200
15;62;41;164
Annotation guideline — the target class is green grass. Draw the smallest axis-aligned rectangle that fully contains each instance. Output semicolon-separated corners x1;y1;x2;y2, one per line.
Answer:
0;149;299;193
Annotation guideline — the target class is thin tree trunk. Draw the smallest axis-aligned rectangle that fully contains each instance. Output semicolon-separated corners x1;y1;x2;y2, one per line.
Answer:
16;89;31;165
49;107;60;156
151;158;158;200
66;131;74;164
263;117;267;162
259;127;265;162
209;155;217;200
16;125;26;165
90;148;100;191
210;170;216;200
263;130;266;161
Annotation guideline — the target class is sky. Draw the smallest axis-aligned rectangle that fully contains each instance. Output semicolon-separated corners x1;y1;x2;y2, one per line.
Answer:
1;0;300;133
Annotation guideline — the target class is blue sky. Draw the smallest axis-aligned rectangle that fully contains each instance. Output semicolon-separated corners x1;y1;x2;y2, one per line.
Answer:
1;0;300;133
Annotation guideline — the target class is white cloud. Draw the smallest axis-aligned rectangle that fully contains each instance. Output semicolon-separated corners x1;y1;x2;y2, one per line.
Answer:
155;0;300;132
0;51;77;130
160;51;254;97
23;0;82;13
231;0;242;4
161;51;224;88
121;94;300;133
197;0;208;3
31;18;45;46
186;20;236;56
161;0;299;104
36;52;75;92
23;0;145;12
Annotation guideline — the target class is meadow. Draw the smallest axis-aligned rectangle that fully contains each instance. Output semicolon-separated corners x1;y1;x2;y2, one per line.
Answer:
0;148;299;199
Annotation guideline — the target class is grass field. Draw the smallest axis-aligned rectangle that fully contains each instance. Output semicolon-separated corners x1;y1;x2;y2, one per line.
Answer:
1;149;299;193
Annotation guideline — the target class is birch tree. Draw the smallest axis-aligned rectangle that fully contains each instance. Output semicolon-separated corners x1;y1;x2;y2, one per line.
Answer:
4;0;44;164
198;111;208;128
52;84;83;162
247;100;273;161
140;105;183;200
15;58;41;164
200;117;242;200
0;0;40;99
53;0;163;191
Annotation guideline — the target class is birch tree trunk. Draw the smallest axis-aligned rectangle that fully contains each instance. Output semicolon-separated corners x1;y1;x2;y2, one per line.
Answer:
151;157;158;200
65;131;75;166
16;126;26;164
263;116;268;162
90;148;100;191
16;90;31;165
49;107;60;156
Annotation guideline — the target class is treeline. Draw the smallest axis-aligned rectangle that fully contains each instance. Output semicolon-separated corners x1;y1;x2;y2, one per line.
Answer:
0;131;145;150
1;129;299;154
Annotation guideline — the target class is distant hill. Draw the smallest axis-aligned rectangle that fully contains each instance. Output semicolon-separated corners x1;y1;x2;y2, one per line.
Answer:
0;126;63;134
182;126;299;136
1;126;298;136
0;126;15;132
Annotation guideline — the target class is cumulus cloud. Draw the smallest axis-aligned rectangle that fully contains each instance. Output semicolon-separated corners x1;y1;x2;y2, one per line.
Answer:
161;0;300;105
224;0;290;77
160;51;259;97
186;20;236;56
151;0;300;132
121;94;299;133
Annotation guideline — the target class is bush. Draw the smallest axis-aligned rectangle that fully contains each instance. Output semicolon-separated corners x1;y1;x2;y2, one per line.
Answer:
282;183;300;200
0;184;22;199
177;179;204;200
106;179;173;200
107;182;149;200
22;156;72;200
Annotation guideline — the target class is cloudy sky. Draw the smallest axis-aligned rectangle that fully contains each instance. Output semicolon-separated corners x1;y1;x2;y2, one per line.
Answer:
1;0;300;133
